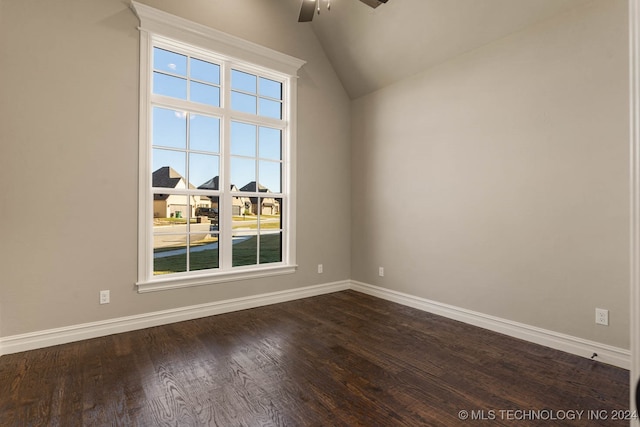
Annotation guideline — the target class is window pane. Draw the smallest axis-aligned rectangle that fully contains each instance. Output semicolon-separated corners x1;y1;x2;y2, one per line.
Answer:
152;150;186;186
190;114;219;153
259;77;282;100
233;233;257;267
153;47;187;76
260;197;282;226
189;239;219;271
232;195;255;217
153;107;186;149
153;193;189;275
153;72;187;99
190;58;220;84
259;197;281;223
154;235;188;275
231;157;255;190
231;91;257;114
153;194;188;224
231;121;257;157
259;160;281;193
195;195;219;228
170;194;190;220
190;196;219;271
189;153;219;189
259;127;281;160
231;69;257;93
258;98;281;119
190;81;220;107
260;232;282;264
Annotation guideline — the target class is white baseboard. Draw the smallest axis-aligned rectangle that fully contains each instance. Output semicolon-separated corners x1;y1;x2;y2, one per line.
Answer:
0;279;630;370
0;280;350;357
350;281;630;369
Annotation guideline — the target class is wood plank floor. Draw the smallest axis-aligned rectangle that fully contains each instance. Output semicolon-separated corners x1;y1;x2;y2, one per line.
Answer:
0;290;630;426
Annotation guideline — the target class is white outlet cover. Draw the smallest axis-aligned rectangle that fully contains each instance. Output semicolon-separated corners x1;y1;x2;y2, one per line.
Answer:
100;290;110;304
595;308;609;326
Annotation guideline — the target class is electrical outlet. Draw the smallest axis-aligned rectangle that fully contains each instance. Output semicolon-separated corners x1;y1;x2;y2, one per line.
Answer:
379;267;384;277
100;290;110;305
318;264;323;274
595;308;609;326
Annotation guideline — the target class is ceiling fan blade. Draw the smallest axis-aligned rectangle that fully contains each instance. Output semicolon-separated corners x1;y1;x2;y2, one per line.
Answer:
299;0;317;22
359;0;388;8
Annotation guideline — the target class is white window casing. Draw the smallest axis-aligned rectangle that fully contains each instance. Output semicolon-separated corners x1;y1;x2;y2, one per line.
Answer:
131;1;305;292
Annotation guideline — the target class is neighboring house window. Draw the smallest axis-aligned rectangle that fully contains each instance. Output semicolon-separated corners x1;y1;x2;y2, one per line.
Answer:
132;2;304;292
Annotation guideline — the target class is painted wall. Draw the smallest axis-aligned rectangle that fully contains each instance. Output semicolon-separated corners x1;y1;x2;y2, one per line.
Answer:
351;0;630;348
0;0;351;336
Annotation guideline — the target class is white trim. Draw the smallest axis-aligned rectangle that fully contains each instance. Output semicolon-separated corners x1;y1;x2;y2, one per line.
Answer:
0;281;350;356
136;264;298;293
137;28;152;284
350;281;631;369
630;0;640;418
0;280;632;370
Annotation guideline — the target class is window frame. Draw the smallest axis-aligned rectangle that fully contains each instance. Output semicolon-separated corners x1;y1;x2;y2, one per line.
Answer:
132;1;304;292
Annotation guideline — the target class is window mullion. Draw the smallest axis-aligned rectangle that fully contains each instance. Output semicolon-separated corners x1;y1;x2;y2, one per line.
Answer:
221;64;233;270
185;111;191;272
151;95;224;118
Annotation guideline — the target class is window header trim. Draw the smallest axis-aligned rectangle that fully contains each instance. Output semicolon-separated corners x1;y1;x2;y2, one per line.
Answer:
130;1;306;77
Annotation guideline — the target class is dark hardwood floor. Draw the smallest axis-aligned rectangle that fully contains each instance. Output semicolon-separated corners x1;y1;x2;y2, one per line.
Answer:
0;290;630;426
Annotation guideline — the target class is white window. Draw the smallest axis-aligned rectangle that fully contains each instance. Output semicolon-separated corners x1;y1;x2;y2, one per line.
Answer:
132;2;305;292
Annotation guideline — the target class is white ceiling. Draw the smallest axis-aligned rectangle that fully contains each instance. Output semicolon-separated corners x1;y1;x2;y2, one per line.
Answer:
295;0;592;99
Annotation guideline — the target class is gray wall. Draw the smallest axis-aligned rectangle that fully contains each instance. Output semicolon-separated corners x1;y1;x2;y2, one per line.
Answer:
0;0;631;353
0;0;351;336
351;0;630;348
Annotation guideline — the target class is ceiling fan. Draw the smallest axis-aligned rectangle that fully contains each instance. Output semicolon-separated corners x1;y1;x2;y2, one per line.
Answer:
298;0;389;22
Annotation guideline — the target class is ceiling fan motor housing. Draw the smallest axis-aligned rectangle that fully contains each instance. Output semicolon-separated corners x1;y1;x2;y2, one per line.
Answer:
359;0;388;8
299;0;388;23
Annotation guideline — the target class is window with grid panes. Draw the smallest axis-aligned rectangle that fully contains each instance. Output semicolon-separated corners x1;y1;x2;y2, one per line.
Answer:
133;2;303;291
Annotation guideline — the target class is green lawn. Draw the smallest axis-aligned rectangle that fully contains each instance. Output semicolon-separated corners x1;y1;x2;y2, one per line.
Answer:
153;234;282;275
153;217;200;225
154;236;218;254
232;221;280;230
232;215;279;221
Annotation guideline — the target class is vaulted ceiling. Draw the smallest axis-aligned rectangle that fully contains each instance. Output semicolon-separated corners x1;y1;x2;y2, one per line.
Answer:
292;0;592;99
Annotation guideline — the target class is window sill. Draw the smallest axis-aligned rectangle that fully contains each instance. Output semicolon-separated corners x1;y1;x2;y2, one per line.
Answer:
136;264;298;293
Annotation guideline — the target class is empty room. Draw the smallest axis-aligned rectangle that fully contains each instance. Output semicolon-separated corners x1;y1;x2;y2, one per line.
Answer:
1;0;638;425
